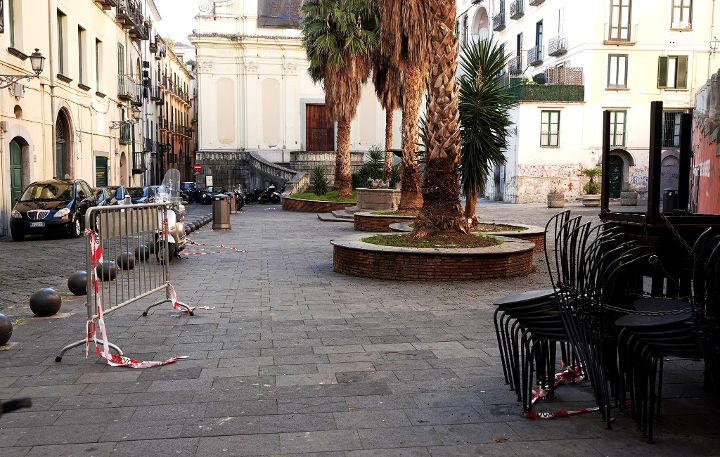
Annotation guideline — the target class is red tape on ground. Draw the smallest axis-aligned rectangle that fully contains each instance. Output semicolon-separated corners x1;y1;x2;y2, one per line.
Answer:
524;363;595;420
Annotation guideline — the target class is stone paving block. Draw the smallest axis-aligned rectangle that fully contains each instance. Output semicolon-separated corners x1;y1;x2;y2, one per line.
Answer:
358;426;443;449
0;447;30;457
277;397;349;414
433;423;518;446
334;409;410;429
196;434;281;456
427;443;516;457
346;448;431;457
111;438;199;457
276;373;338;386
205;399;278;417
14;424;107;447
54;406;135;425
0;410;63;428
184;413;337;437
131;403;206;422
313;345;365;354
24;442;116;457
508;439;604;457
261;364;320;376
279;430;362;454
317;362;375;375
361;343;416;353
99;422;185;442
81;381;151;395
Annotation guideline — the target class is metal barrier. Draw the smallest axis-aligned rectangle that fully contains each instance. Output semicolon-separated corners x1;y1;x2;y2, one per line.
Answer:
56;203;192;363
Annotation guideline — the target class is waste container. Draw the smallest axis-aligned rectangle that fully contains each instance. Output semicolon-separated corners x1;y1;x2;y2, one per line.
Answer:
227;193;238;214
663;188;679;213
212;195;231;230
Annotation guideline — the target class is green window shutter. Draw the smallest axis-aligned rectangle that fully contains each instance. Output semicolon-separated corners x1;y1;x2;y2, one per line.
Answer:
658;57;668;88
677;55;688;89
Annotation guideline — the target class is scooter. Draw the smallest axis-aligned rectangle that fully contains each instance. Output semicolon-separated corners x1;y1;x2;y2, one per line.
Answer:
234;187;246;211
154;170;187;263
258;185;282;204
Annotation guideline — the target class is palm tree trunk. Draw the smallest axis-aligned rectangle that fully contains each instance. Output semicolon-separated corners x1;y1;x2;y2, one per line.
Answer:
464;187;479;224
336;119;353;200
398;65;424;212
412;0;466;237
384;109;394;180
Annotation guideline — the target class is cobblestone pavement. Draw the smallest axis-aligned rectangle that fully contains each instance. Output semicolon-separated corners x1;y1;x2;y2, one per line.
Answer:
0;202;718;456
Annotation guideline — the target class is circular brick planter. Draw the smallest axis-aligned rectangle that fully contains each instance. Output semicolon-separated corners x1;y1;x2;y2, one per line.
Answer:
390;222;546;252
282;196;356;213
332;234;535;281
354;211;416;232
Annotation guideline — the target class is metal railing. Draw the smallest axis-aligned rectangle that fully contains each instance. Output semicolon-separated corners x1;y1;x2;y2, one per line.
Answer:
493;12;506;31
548;36;567;56
508;55;523;75
56;203;192;362
118;74;139;102
510;0;524;19
527;45;544;66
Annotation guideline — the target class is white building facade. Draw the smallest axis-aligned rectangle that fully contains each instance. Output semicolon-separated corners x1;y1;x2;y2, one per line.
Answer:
190;0;399;189
457;0;719;203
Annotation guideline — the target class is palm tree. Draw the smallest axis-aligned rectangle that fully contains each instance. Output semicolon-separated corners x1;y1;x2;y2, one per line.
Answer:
301;0;379;199
372;56;402;180
411;0;465;236
459;38;516;224
376;0;430;211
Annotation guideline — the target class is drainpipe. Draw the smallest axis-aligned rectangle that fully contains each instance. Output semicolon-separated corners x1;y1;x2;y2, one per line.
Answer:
710;0;717;80
47;0;57;179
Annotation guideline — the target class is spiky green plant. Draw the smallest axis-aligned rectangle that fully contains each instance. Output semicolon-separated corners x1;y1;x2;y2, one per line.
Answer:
458;38;517;222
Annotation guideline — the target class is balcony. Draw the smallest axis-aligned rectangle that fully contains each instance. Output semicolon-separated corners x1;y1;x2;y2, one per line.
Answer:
119;124;132;145
508;55;523;75
493;12;506;31
508;81;584;103
527;45;544;66
118;74;140;103
548;35;567;57
529;0;544;5
510;0;524;19
95;0;117;10
604;23;637;45
116;0;142;29
130;19;151;41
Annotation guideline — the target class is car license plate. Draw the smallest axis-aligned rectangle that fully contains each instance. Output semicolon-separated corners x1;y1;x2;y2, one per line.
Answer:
29;222;45;228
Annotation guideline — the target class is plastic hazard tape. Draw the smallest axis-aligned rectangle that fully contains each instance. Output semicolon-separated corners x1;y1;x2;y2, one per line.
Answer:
85;229;186;368
523;364;597;420
186;239;247;253
167;282;215;314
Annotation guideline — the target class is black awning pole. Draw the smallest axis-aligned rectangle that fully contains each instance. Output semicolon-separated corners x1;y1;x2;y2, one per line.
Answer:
601;110;611;213
678;112;692;212
647;101;663;223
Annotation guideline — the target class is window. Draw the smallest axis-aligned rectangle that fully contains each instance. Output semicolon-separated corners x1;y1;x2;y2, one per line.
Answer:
671;0;692;29
57;10;68;76
540;110;560;147
8;0;19;48
78;27;87;84
516;33;523;56
610;111;627;147
463;15;469;45
607;54;628;88
663;110;684;147
658;55;688;89
535;20;543;46
95;39;103;91
118;43;125;76
608;0;632;41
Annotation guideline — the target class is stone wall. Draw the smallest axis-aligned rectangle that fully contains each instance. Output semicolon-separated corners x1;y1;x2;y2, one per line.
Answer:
282;197;355;213
290;151;365;185
354;213;415;232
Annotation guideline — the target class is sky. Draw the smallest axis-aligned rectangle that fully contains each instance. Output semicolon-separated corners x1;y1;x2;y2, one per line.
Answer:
154;0;200;44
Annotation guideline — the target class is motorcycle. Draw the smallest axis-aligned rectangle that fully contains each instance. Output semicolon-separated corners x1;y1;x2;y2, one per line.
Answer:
245;188;262;204
258;184;282;204
233;187;246;211
154;170;187;263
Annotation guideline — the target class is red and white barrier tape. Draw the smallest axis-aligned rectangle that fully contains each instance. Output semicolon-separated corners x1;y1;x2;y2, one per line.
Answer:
523;363;595;420
85;229;185;368
167;282;215;314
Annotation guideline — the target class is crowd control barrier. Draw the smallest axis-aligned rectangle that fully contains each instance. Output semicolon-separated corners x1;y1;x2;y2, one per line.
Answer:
56;203;193;365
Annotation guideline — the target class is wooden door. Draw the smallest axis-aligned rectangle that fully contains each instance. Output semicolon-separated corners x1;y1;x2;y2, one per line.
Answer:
306;104;334;152
609;155;623;198
96;156;108;187
10;140;23;203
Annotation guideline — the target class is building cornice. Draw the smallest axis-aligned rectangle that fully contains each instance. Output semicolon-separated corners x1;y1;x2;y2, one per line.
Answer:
190;33;302;44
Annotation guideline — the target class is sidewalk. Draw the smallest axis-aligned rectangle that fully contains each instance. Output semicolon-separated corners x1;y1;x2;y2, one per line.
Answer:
0;204;718;456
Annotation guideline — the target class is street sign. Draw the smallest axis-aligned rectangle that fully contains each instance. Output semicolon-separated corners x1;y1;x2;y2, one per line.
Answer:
194;163;202;172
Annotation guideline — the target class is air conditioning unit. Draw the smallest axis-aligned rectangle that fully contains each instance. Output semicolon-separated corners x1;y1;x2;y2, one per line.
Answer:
12;83;25;98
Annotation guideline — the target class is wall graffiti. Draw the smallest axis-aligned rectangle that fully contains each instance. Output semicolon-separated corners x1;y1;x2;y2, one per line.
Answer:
517;164;583;179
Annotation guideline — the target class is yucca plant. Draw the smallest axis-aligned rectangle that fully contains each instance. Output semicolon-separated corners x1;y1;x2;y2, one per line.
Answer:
458;38;517;224
312;166;329;196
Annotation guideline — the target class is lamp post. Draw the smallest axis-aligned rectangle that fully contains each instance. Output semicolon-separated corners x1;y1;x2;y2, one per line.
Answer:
0;49;45;89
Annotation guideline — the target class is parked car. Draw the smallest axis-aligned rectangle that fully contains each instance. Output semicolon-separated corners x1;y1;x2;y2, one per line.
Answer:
10;179;97;241
93;188;114;206
200;186;226;205
126;186;167;204
180;182;198;204
106;186;126;204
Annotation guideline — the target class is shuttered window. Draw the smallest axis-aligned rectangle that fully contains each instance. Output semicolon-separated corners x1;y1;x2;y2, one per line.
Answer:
540;111;560;147
658;55;688;89
671;0;692;29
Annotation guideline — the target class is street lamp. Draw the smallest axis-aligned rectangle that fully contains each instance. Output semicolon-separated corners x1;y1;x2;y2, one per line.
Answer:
0;49;45;89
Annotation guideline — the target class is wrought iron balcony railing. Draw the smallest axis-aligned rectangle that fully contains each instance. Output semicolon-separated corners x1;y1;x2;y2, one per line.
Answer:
548;36;567;57
527;45;544;66
493;12;506;31
508;55;523;75
510;0;524;19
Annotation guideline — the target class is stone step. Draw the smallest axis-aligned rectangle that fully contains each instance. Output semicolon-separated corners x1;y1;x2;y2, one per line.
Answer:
317;213;354;223
331;209;357;220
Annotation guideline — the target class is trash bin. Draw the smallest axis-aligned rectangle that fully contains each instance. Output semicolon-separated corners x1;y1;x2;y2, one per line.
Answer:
227;193;238;214
663;188;679;213
212;195;231;230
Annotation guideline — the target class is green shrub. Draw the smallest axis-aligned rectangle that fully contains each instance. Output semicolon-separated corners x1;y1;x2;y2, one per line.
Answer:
583;180;600;195
352;146;386;189
312;166;328;196
389;164;401;188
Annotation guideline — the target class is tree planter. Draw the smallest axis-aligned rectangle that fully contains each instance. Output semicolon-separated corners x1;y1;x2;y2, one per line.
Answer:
354;212;416;232
355;188;401;211
582;194;601;207
547;193;565;208
389;222;546;252
620;191;639;206
282;196;355;213
332;235;535;281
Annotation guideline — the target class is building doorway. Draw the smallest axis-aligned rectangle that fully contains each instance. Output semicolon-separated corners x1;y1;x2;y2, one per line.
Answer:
306;104;334;152
55;110;72;179
9;137;27;202
119;152;128;186
608;155;624;198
